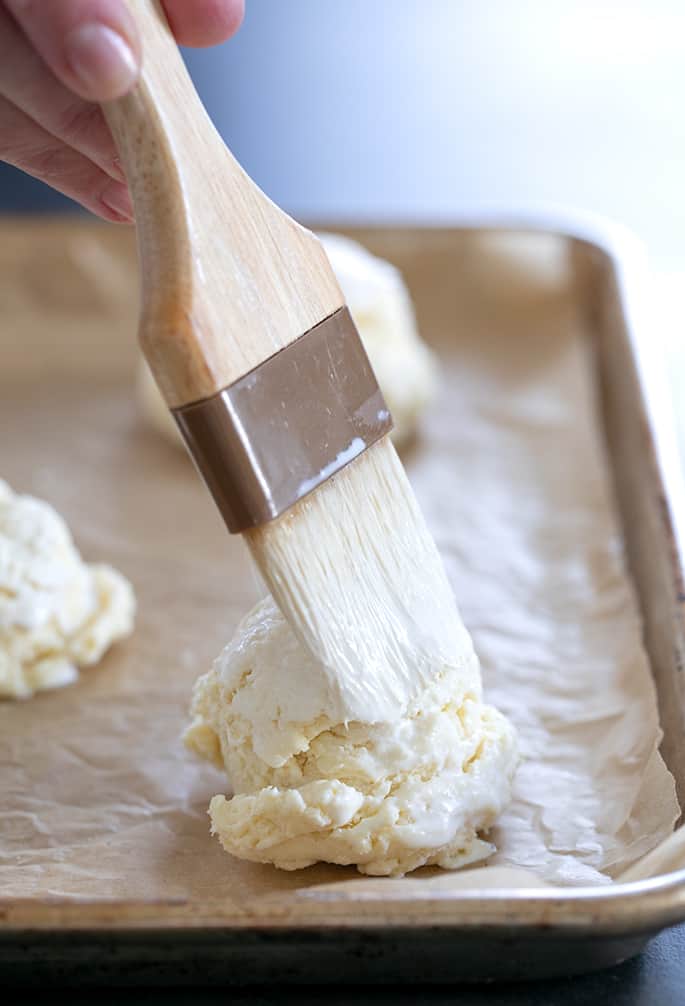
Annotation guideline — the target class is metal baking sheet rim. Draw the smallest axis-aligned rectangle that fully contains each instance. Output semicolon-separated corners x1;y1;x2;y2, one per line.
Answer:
3;867;685;933
2;209;685;949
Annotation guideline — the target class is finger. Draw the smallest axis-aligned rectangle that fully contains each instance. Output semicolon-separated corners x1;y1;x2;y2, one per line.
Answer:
4;0;140;102
0;4;121;180
0;94;132;222
161;0;244;47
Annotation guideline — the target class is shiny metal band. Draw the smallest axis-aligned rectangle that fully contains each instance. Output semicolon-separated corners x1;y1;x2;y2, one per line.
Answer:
172;306;393;533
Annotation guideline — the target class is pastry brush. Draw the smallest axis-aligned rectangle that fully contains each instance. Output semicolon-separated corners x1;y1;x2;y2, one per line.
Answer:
104;1;469;720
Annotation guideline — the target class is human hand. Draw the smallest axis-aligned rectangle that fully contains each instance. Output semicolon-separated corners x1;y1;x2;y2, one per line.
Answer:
0;0;244;221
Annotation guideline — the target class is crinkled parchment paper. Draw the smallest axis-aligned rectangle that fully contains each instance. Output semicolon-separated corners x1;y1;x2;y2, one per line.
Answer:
0;222;678;902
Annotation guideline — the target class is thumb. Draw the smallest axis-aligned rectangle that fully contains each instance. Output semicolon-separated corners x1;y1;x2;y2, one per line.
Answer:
4;0;141;102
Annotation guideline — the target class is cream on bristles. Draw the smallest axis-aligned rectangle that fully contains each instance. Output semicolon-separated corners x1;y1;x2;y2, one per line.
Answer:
245;439;469;719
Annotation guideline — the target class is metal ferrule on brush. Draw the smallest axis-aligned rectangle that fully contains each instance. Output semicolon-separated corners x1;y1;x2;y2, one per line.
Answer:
172;307;394;533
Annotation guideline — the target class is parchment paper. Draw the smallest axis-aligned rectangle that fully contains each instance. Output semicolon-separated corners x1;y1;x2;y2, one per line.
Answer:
0;222;679;902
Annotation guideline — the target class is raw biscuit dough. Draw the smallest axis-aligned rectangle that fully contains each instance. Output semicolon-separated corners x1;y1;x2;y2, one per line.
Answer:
185;595;518;877
0;479;135;699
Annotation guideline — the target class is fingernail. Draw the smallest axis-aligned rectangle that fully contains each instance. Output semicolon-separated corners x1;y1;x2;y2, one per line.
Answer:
100;180;133;221
65;23;138;99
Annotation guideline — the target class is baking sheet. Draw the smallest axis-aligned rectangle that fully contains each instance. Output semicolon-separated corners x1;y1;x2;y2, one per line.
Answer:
0;222;679;903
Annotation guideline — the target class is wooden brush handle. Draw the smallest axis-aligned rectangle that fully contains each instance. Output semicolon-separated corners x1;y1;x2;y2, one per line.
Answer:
103;0;342;408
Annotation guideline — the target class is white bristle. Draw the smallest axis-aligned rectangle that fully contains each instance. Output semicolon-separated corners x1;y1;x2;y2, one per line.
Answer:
246;437;475;722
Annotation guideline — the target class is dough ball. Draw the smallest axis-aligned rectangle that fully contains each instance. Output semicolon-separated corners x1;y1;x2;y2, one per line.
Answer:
0;479;135;699
138;232;436;450
184;595;517;877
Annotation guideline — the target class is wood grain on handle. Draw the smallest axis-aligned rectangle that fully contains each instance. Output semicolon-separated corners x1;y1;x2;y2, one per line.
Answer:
103;0;343;407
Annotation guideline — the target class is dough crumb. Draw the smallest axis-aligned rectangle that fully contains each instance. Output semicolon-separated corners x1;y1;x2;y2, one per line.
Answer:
0;479;135;699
